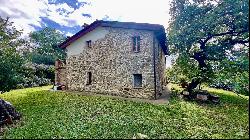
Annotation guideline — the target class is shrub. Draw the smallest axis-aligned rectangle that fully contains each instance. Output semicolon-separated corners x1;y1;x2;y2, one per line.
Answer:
17;63;54;88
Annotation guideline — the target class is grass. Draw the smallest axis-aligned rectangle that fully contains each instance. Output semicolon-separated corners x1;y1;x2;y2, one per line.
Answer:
0;85;249;139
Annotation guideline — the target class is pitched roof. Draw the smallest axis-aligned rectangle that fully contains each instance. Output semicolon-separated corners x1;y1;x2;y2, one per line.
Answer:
59;20;168;55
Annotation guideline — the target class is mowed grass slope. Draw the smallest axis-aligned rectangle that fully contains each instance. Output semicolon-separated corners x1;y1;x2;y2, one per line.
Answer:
0;85;249;139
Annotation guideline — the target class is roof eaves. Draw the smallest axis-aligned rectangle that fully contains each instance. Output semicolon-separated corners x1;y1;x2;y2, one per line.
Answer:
59;20;102;49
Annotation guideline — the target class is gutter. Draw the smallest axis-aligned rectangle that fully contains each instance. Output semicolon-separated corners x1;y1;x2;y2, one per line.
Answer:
153;37;157;100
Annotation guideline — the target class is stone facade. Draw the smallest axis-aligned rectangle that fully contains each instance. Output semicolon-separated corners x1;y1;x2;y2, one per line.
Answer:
56;26;166;99
154;38;166;98
55;60;67;86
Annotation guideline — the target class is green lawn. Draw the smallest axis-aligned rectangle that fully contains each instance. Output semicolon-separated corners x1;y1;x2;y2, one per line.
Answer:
0;85;249;139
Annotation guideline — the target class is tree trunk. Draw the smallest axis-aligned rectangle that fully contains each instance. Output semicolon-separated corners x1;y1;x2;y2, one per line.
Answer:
186;50;208;96
187;78;201;93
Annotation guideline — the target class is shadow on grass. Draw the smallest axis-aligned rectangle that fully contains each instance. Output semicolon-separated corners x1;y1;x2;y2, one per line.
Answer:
0;86;249;139
169;85;249;111
1;88;170;139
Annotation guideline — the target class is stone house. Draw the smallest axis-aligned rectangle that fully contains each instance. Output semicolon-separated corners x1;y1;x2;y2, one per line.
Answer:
55;20;168;99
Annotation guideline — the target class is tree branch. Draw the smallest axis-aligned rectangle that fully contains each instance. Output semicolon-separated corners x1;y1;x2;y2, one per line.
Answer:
199;29;249;45
0;17;10;29
231;39;249;45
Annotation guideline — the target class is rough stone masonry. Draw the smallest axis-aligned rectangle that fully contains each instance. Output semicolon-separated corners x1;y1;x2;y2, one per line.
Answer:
55;21;168;99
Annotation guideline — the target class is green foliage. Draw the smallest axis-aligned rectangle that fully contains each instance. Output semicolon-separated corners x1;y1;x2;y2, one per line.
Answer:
0;86;248;139
209;46;249;95
169;0;249;54
0;17;26;92
17;63;54;88
168;0;249;94
166;66;189;84
26;27;66;86
27;27;66;84
29;27;66;65
0;16;65;92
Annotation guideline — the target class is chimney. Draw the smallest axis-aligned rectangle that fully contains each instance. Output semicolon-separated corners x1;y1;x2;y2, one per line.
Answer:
82;23;89;28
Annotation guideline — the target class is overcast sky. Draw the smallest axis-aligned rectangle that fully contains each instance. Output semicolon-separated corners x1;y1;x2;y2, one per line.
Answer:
0;0;172;66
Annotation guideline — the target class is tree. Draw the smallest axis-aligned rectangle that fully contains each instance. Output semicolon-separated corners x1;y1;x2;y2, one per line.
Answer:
168;0;249;95
29;27;66;65
0;17;26;92
211;46;249;95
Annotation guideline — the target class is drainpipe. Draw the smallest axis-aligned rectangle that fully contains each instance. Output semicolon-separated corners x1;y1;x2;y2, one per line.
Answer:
153;37;157;100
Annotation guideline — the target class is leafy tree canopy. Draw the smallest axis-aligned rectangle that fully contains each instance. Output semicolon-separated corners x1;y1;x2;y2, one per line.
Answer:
0;17;26;92
29;27;66;65
168;0;249;95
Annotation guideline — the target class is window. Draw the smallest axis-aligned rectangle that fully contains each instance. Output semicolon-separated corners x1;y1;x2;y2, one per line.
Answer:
133;74;142;88
86;72;92;85
132;36;141;52
86;40;92;47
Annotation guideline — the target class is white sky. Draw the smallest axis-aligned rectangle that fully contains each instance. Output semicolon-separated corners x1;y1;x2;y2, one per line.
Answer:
84;0;171;27
0;0;172;66
0;0;171;34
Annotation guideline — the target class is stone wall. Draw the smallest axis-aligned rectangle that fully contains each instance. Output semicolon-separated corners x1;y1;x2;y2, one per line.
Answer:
66;27;109;56
55;60;67;86
64;27;165;99
154;39;166;97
